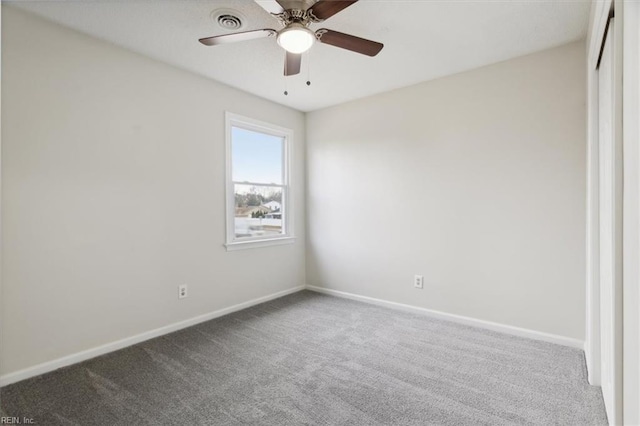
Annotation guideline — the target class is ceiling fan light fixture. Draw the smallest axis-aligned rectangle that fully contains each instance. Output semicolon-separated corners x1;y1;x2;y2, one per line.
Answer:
277;23;315;54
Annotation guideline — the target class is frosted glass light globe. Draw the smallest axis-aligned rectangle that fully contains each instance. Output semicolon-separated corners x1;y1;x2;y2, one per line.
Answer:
277;24;315;54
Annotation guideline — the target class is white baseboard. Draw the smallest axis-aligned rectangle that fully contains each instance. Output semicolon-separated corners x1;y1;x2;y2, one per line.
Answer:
1;284;584;387
305;285;584;349
0;285;305;387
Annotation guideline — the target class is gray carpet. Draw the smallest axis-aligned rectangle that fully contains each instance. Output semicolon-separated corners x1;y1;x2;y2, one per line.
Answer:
1;290;607;425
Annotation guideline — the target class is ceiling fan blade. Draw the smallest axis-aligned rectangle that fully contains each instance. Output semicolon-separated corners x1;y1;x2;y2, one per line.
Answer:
284;51;302;76
309;0;358;21
254;0;285;15
199;29;276;46
316;29;383;57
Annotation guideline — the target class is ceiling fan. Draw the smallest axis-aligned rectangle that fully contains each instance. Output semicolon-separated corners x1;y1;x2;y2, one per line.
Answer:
198;0;384;76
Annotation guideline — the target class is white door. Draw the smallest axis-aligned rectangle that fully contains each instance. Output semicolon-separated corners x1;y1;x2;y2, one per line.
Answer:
598;18;620;424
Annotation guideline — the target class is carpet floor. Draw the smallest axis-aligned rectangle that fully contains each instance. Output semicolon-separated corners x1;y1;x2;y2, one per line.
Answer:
1;290;607;425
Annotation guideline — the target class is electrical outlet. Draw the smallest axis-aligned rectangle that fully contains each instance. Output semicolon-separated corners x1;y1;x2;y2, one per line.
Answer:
414;275;424;289
178;284;188;299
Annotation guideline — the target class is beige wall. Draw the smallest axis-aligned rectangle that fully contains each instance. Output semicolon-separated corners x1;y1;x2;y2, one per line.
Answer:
306;41;587;340
1;5;588;378
1;7;306;375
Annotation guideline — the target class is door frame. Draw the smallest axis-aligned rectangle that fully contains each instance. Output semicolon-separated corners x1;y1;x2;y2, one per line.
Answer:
585;0;627;424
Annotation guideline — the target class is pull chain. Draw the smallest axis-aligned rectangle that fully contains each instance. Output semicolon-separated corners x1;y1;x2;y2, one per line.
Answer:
306;49;312;86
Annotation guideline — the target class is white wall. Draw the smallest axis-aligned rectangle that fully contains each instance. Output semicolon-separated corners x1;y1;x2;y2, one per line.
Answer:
622;0;640;421
609;0;640;422
306;41;587;340
1;7;305;376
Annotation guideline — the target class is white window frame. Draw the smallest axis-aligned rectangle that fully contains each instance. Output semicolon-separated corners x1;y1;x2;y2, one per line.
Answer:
224;112;295;251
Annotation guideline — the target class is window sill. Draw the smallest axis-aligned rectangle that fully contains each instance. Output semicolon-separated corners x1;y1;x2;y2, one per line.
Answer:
225;236;296;251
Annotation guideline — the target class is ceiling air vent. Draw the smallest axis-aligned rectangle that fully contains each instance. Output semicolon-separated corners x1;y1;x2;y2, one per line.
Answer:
212;9;245;31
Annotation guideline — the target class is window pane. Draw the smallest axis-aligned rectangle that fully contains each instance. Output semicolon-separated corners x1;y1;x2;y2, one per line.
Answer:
232;127;283;184
234;184;283;238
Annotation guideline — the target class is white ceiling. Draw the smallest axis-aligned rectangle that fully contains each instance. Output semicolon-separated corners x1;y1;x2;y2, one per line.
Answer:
9;0;591;112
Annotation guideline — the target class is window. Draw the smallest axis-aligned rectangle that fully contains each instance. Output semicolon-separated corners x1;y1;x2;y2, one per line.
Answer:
225;113;294;250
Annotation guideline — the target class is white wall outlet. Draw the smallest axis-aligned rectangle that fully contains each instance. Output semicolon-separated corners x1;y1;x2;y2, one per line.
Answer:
414;275;424;289
178;284;188;299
